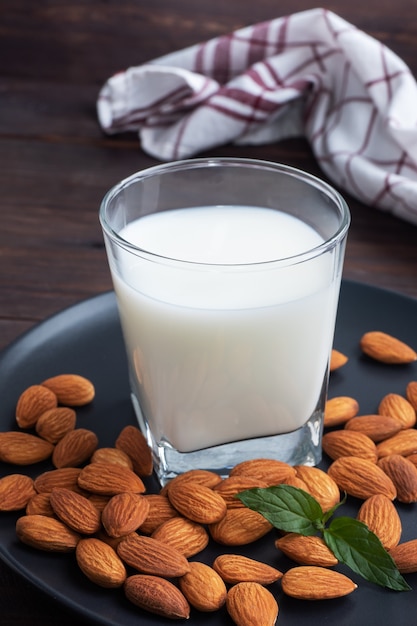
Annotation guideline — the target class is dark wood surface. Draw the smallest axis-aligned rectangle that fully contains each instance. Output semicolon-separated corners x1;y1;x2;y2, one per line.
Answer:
1;1;417;624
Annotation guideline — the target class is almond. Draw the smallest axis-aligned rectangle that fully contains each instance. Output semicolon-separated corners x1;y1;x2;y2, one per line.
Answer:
344;414;402;442
209;507;272;546
330;349;348;372
0;431;54;465
16;514;80;551
281;566;357;599
376;429;417;458
389;539;417;573
101;492;150;537
41;374;95;406
49;487;101;534
76;537;127;588
179;561;227;612
212;554;282;585
161;468;223;496
406;381;417;411
167;481;227;524
34;467;82;493
275;533;338;567
377;454;417;503
357;494;402;550
26;493;55;517
324;396;359;428
151;516;209;558
378;393;416;429
115;425;153;476
327;456;397;500
138;494;179;535
15;385;58;428
294;465;340;512
322;430;378;463
124;574;190;620
117;533;190;577
90;447;133;470
226;581;278;626
229;458;296;485
87;494;111;513
360;331;417;364
77;462;146;495
52;428;98;468
0;474;36;511
213;476;269;509
35;407;77;443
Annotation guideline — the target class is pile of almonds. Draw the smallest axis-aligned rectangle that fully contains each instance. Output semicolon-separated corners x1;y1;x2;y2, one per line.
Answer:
0;330;417;625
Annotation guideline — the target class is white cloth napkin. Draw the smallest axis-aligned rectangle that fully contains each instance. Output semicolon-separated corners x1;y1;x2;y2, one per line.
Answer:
97;8;417;225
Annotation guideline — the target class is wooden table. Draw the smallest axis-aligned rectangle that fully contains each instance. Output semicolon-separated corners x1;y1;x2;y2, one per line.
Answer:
1;1;417;624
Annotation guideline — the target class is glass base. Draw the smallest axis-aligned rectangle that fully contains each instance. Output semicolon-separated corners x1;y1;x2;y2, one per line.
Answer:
131;394;323;487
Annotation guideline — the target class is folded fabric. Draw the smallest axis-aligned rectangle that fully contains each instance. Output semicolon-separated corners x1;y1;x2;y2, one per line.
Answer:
97;8;417;225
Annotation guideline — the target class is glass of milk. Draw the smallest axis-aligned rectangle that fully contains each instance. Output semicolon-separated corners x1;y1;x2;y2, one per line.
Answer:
100;158;350;485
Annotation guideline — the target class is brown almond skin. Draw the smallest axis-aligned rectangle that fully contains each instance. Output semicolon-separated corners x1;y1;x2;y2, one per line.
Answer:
117;533;190;578
16;514;80;551
52;428;98;468
329;349;348;372
102;492;150;538
377;454;417;503
152;516;209;558
15;385;58;428
167;481;227;524
115;425;153;477
229;458;296;485
389;539;417;573
0;474;36;511
49;488;101;534
77;462;146;495
90;447;133;470
0;432;54;465
162;469;223;496
213;476;269;509
138;494;179;535
344;414;402;442
209;507;272;546
322;430;378;463
76;537;127;588
406;381;417;411
360;331;417;364
281;566;357;600
34;467;82;493
35;407;77;444
376;429;417;458
324;396;359;428
26;493;55;517
327;456;397;500
226;582;278;626
179;561;227;612
124;574;190;620
357;494;402;550
213;554;282;585
41;374;95;406
275;533;338;567
378;393;417;429
293;466;340;513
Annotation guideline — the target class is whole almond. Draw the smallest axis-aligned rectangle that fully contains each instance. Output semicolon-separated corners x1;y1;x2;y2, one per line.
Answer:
124;574;190;620
281;566;357;599
357;494;402;550
15;385;58;428
179;561;227;612
328;456;397;500
162;469;223;496
41;374;95;406
167;481;227;524
102;492;150;537
151;516;209;558
377;454;417;503
275;533;338;567
324;396;359;428
138;494;179;535
213;554;282;585
406;381;417;411
49;487;101;534
0;474;36;511
213;476;269;509
77;462;146;495
376;429;417;458
322;430;377;463
35;407;76;443
0;431;54;465
115;425;153;476
330;349;348;372
294;465;340;512
226;581;278;626
16;514;80;551
117;533;190;577
378;393;416;429
360;331;417;364
344;414;402;442
34;467;82;493
76;537;127;588
52;428;98;468
229;458;296;485
90;447;133;470
209;507;272;546
389;539;417;573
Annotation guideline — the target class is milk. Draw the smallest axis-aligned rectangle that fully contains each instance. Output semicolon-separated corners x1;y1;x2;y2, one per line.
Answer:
110;205;339;453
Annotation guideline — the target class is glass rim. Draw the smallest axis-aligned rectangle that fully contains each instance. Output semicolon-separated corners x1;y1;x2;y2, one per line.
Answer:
99;157;351;268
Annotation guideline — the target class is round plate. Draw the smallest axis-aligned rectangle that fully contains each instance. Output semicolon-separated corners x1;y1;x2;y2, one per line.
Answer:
1;280;416;625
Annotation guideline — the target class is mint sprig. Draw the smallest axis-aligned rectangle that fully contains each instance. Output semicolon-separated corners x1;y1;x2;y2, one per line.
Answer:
237;484;410;592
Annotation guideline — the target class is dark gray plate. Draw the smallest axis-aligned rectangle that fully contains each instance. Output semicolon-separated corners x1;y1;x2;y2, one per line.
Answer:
1;280;416;625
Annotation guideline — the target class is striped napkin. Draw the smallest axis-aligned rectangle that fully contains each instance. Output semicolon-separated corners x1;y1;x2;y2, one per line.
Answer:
97;8;417;224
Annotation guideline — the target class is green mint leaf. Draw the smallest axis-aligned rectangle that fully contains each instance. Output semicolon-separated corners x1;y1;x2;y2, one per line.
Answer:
236;485;323;536
324;517;411;591
321;492;347;525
